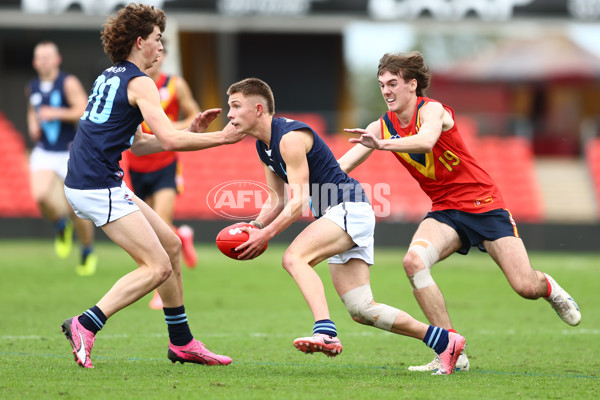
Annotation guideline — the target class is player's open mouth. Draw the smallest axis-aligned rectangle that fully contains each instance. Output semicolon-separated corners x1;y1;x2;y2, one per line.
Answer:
386;98;394;103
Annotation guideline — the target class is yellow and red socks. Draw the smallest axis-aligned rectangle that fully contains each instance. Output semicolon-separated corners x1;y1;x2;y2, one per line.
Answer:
164;305;194;346
79;305;107;335
313;319;337;337
423;325;450;355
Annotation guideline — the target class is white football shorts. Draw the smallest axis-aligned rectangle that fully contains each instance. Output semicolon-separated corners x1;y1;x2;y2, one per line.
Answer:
29;147;69;180
324;201;375;266
64;181;140;227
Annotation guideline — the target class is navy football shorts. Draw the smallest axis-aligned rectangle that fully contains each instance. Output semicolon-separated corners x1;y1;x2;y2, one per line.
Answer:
129;160;178;200
425;208;519;255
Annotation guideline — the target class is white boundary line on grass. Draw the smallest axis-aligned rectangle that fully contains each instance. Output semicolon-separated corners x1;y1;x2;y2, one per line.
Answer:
0;350;598;381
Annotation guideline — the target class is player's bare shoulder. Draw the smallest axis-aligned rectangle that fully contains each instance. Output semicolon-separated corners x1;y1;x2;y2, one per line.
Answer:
282;128;314;155
420;101;453;132
127;74;158;107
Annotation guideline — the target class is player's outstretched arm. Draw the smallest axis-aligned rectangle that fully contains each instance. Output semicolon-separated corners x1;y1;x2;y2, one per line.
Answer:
186;108;222;133
338;121;378;173
129;126;163;156
346;103;445;154
131;76;244;151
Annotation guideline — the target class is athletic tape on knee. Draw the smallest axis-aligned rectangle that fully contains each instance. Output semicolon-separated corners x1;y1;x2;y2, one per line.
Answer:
408;239;439;290
340;284;400;332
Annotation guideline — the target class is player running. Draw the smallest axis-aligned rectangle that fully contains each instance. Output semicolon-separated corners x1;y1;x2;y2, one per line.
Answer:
123;49;201;310
226;77;465;374
338;51;581;372
26;40;98;276
60;3;243;369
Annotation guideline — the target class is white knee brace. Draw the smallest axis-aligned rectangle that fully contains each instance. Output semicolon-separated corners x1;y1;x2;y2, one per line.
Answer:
407;239;439;290
340;284;400;331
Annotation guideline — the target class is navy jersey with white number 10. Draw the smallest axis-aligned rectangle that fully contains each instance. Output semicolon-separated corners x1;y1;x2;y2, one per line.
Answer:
65;61;146;190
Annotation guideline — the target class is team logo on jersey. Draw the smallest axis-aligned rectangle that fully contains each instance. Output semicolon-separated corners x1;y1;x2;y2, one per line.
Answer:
382;115;436;180
474;196;494;207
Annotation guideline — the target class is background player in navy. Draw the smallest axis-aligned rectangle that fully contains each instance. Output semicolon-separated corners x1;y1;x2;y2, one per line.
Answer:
26;40;97;276
60;4;243;368
226;78;465;374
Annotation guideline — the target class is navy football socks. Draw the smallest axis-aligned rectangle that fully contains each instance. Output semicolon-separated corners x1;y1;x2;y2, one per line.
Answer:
313;319;337;337
423;325;450;355
164;305;194;346
78;305;107;335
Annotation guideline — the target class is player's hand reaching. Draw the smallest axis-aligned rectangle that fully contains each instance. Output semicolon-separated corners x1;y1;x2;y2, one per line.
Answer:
188;108;222;133
345;128;383;150
235;225;271;260
220;122;246;144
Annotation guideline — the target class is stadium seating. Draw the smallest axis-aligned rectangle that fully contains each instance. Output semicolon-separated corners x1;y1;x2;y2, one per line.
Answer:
0;112;39;217
471;135;543;222
0;111;543;223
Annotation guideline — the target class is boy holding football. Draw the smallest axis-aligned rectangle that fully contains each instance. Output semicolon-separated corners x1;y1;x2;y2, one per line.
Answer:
226;77;465;375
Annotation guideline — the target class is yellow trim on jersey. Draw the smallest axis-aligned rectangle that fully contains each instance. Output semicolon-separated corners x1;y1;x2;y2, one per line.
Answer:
381;114;436;180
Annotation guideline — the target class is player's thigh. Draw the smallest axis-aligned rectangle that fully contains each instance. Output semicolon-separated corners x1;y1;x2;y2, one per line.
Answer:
30;169;58;200
483;236;535;283
132;193;179;250
286;217;355;267
411;217;462;261
329;258;371;297
101;210;170;267
149;187;177;225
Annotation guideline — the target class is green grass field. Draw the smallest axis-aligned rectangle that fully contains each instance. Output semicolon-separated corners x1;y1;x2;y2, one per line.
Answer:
0;239;598;399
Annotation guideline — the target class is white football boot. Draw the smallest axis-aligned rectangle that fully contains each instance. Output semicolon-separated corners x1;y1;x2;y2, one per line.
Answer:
543;273;581;326
408;351;470;372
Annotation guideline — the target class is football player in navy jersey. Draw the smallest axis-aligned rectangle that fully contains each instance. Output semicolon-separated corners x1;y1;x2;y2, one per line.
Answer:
59;3;243;369
225;78;465;374
26;40;98;276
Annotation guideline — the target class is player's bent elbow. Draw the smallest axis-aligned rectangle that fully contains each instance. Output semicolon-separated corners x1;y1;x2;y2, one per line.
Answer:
160;139;178;152
420;141;436;153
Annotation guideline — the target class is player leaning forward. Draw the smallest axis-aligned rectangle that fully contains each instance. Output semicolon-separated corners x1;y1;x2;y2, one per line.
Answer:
60;3;244;368
338;51;581;372
229;77;465;374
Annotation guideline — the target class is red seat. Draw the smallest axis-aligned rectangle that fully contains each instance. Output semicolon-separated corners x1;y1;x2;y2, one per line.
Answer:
0;114;40;217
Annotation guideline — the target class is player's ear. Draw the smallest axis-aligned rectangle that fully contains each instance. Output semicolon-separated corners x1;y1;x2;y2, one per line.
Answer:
256;102;264;117
135;36;144;50
409;79;417;93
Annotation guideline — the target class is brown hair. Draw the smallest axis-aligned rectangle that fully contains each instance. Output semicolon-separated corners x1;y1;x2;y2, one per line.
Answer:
377;51;431;97
227;78;275;115
101;3;166;64
34;40;59;53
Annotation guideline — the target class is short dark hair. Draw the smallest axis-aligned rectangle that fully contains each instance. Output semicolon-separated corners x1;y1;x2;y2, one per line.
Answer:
101;3;166;64
378;51;431;97
227;78;275;114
